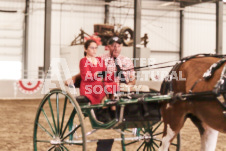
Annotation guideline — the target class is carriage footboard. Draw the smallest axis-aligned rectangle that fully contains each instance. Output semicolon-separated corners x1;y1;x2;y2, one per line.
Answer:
114;101;161;129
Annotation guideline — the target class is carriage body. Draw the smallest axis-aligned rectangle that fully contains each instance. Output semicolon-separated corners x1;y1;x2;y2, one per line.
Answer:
78;93;169;130
33;88;180;151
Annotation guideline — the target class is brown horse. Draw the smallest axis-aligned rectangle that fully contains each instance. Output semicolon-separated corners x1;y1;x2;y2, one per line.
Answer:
159;55;226;151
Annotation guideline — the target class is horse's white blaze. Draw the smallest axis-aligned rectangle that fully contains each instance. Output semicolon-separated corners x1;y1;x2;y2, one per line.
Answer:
159;124;175;151
200;126;219;151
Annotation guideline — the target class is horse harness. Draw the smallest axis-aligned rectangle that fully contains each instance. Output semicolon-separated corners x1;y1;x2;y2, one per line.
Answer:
160;54;226;115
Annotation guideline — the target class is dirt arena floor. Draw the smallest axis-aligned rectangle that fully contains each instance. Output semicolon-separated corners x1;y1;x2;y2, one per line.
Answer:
0;99;225;151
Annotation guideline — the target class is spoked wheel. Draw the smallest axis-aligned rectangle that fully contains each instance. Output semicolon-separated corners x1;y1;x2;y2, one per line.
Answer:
33;88;86;151
120;26;133;46
121;121;180;151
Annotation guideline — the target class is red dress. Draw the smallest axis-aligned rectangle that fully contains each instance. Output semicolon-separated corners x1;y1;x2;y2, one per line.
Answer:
79;57;117;104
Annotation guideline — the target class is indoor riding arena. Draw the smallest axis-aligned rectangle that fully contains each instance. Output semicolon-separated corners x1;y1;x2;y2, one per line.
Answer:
0;0;226;151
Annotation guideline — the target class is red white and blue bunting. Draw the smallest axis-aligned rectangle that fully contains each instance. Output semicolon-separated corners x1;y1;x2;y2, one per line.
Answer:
17;80;42;94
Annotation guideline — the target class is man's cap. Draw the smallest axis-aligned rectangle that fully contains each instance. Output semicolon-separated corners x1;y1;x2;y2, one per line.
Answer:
108;36;122;45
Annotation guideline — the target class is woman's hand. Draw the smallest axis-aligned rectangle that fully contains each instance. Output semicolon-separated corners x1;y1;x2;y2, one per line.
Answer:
65;78;74;86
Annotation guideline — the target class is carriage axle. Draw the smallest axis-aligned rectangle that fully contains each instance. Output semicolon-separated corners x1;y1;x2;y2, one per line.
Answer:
63;135;153;144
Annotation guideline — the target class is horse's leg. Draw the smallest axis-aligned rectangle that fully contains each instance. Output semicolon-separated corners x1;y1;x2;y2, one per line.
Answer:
190;115;219;151
158;123;178;151
200;124;219;151
159;103;186;151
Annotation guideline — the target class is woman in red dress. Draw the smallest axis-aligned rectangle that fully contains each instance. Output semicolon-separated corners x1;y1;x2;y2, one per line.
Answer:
79;39;117;104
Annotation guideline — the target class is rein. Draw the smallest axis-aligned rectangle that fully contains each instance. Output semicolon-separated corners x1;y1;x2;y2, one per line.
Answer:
120;60;178;72
120;53;226;72
133;60;178;71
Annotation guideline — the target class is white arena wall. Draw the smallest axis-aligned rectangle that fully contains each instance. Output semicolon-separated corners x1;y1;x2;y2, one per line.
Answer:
26;2;226;76
0;1;226;99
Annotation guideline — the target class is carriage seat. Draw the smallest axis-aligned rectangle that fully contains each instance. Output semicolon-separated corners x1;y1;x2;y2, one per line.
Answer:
72;77;91;104
74;76;82;88
76;95;91;104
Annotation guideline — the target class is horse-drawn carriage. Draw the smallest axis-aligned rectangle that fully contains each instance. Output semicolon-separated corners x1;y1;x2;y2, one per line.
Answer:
33;54;226;151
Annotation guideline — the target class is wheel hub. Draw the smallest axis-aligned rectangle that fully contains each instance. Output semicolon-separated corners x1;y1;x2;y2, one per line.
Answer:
50;137;62;145
144;132;151;142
